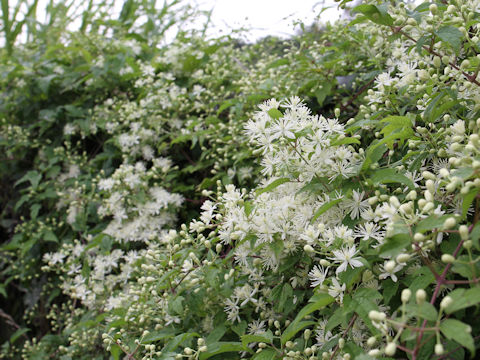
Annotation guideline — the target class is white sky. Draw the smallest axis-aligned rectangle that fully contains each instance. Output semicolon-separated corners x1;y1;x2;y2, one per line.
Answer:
9;0;343;44
195;0;342;41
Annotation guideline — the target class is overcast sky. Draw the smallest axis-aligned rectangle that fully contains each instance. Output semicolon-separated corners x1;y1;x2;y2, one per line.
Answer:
194;0;342;41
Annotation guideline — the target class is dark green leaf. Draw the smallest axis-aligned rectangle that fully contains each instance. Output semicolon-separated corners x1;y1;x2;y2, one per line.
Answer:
440;319;475;355
436;26;463;53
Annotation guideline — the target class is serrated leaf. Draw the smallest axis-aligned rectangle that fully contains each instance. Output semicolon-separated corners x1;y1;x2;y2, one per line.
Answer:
405;303;438;321
445;287;480;314
256;178;290;195
440;319;474;355
436;26;463;53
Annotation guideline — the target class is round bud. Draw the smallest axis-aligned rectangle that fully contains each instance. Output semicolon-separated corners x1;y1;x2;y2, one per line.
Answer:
384;342;396;356
443;217;456;229
401;289;412;303
367;337;377;346
435;343;444;355
440;295;453;309
441;254;455;263
416;289;427;305
385;260;396;273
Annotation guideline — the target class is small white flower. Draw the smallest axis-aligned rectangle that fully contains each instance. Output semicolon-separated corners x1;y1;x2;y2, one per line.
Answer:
330;245;363;275
308;265;329;287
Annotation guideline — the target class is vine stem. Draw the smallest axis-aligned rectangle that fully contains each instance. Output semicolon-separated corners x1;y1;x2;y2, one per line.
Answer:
329;313;357;360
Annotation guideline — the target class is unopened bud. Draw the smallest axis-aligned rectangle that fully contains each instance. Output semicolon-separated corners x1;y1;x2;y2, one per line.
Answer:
440;295;453;309
443;217;456;229
416;289;427;305
384;342;396;356
441;254;455;263
401;289;412;303
434;343;444;355
459;225;469;240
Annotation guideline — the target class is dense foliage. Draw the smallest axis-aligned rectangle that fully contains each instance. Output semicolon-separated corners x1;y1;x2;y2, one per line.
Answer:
1;0;480;359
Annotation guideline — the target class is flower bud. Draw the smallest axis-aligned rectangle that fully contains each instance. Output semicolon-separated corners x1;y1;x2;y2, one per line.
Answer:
385;260;396;273
396;253;410;264
368;349;382;357
459;225;469;240
440;296;453;309
367;337;376;346
416;289;427;305
443;217;456;229
435;343;444;355
338;338;345;349
414;233;425;242
441;254;455;263
384;342;396;356
304;245;315;254
401;289;412;303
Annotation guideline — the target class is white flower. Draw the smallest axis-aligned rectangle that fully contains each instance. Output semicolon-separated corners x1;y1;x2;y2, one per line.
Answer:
328;278;346;303
330;245;363;275
308;265;329;287
354;222;385;242
379;261;404;282
344;190;370;219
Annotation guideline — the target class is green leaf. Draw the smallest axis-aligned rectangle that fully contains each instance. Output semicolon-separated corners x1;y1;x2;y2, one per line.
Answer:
231;321;247;337
405;303;438;321
0;284;6;297
331;136;361;146
267;108;283;120
311;198;343;223
142;328;177;343
30;204;41;220
206;325;226;344
281;293;334;344
277;283;293;312
15;170;42;189
281;321;316;346
43;230;58;243
415;215;451;233
371;168;415;190
440;319;475;355
315;83;332;106
252;349;278;360
444;287;480;314
353;4;393;26
9;328;29;343
256;178;291;195
198;342;248;360
436;26;463;53
379;234;411;258
361;143;387;171
241;330;273;348
382;279;399;305
461;187;478;219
